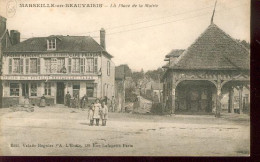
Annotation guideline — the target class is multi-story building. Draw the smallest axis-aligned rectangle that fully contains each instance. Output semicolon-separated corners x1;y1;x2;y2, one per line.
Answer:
1;28;115;107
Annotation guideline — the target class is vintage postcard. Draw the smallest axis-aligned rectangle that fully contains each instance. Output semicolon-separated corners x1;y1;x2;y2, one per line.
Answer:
0;0;250;156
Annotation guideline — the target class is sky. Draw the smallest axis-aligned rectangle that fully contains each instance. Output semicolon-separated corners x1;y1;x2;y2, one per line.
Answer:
0;0;250;71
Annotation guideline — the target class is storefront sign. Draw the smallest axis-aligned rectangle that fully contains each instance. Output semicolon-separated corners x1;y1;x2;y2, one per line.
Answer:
5;53;101;58
0;75;98;81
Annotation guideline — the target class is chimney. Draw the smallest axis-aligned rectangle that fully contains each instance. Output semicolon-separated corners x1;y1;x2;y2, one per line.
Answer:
100;28;106;50
10;30;20;45
0;16;7;35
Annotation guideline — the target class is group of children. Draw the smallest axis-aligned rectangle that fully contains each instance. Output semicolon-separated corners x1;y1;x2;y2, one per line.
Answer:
89;99;109;126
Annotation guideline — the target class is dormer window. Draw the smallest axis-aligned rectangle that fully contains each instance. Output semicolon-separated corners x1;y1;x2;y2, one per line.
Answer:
47;39;56;50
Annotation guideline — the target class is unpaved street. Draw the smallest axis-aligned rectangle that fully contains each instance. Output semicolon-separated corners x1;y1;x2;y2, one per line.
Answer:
0;107;250;156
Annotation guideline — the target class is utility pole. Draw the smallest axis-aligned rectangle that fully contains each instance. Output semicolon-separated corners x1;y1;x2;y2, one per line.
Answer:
121;65;126;113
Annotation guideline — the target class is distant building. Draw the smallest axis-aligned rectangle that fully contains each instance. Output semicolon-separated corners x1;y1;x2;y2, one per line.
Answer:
162;23;250;116
1;28;115;107
139;79;163;102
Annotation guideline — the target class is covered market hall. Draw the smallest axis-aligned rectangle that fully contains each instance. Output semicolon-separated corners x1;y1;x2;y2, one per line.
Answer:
162;23;249;117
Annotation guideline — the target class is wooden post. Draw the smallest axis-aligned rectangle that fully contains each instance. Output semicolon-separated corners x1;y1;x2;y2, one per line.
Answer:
228;87;234;113
239;86;243;114
215;81;221;118
171;87;176;114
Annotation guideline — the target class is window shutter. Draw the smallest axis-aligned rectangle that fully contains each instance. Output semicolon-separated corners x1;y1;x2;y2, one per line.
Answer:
80;58;85;73
25;58;29;74
94;58;98;73
37;58;40;74
20;58;24;74
68;58;71;73
8;58;12;74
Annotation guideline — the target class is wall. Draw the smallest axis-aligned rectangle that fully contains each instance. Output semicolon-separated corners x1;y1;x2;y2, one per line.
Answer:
101;53;115;100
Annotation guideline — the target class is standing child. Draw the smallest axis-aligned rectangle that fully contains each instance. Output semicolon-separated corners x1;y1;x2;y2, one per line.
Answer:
93;99;101;126
101;101;108;126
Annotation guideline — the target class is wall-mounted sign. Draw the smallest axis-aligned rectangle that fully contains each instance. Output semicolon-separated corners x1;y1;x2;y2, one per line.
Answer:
4;53;101;58
0;75;98;81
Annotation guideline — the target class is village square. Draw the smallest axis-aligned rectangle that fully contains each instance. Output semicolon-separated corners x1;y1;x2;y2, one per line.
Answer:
0;0;250;156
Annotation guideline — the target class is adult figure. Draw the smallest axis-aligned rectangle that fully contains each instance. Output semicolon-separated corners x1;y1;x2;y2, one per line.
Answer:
89;103;94;126
93;99;101;126
75;94;80;109
111;96;116;112
65;91;71;107
81;94;88;109
24;94;30;108
39;94;46;107
103;96;108;105
101;100;109;126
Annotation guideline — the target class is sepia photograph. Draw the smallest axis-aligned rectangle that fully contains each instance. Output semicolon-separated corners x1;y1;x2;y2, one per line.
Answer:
0;0;250;156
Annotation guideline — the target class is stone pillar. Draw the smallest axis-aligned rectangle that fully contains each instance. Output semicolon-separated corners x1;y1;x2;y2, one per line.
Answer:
215;82;221;118
228;87;234;113
239;86;243;114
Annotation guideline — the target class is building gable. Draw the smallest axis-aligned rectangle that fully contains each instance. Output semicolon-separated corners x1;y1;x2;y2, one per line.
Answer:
170;23;249;70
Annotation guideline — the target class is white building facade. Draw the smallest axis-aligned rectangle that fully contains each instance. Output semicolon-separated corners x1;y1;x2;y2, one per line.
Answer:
1;29;115;107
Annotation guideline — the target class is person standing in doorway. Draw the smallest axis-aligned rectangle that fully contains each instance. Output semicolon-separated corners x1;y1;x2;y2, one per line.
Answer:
93;99;101;126
65;91;71;107
75;94;80;109
24;94;30;108
39;94;46;107
81;94;88;110
101;100;108;126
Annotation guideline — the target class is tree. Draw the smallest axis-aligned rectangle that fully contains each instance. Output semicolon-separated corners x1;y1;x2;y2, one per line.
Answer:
145;68;164;81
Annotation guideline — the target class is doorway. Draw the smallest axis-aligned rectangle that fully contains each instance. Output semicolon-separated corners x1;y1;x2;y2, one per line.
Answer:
22;83;29;96
56;82;65;104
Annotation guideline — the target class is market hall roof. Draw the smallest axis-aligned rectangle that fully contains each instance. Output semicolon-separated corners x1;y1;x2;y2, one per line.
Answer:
169;23;249;70
4;35;113;57
165;49;185;58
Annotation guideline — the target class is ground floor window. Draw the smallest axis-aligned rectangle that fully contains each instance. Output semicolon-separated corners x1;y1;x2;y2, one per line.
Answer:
86;83;95;97
44;82;51;96
30;83;37;96
73;84;80;97
10;83;19;96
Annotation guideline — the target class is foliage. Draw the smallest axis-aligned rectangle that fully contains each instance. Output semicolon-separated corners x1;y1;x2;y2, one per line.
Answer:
125;87;138;102
145;68;164;81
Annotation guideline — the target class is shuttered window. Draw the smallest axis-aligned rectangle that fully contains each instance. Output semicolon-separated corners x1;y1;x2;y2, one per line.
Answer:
86;58;94;73
107;61;110;76
37;58;40;74
94;58;98;73
20;58;24;74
